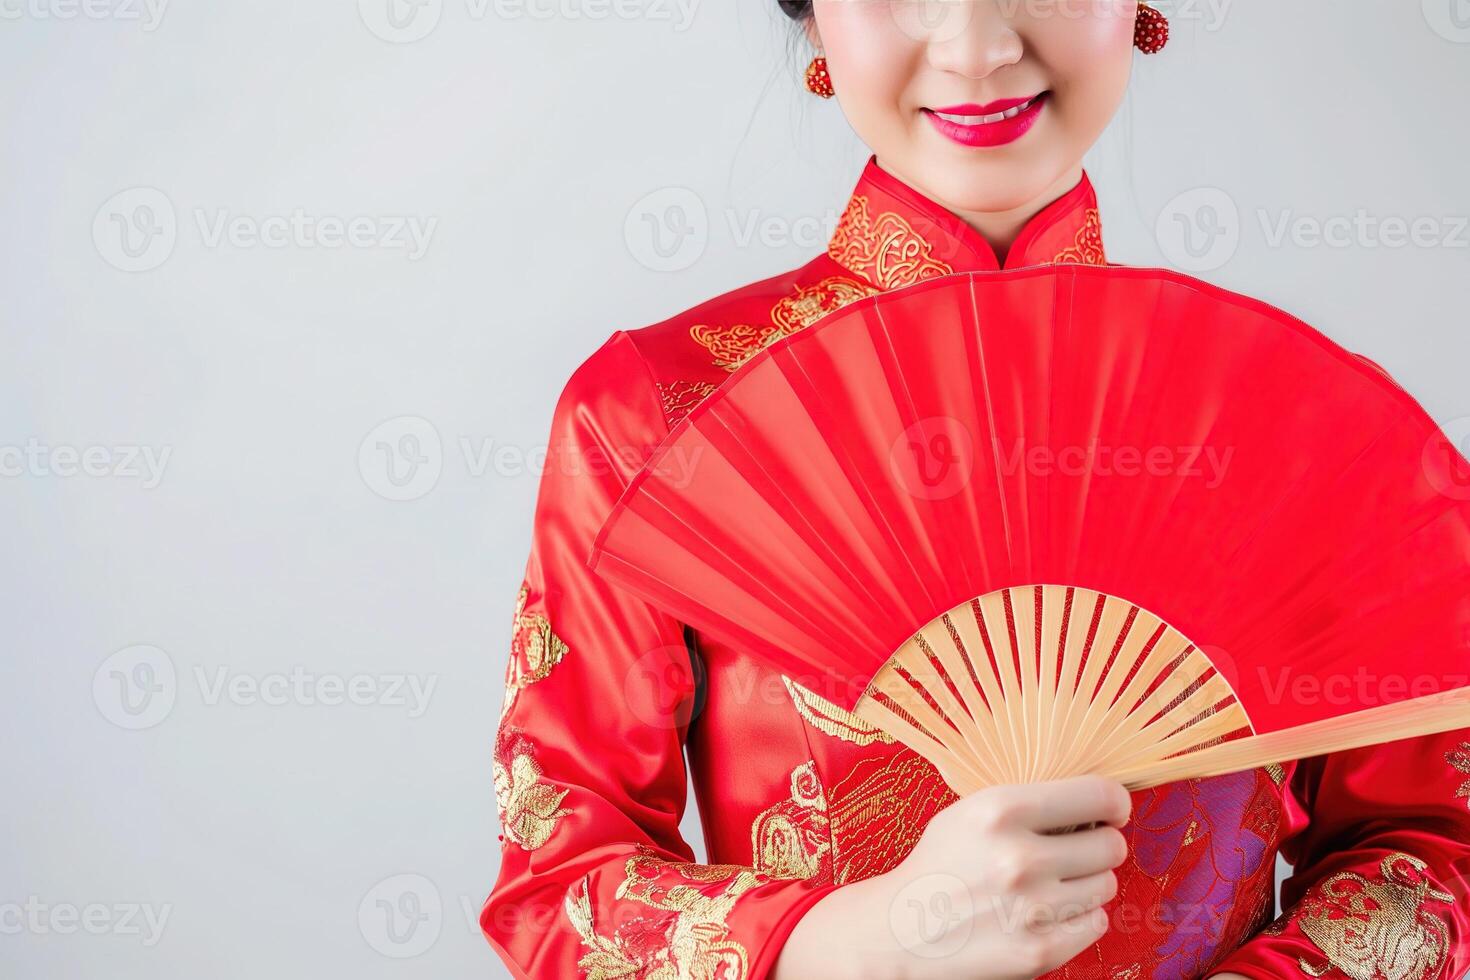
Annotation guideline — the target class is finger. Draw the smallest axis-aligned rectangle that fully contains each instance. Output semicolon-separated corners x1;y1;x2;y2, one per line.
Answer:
1032;869;1119;923
1032;824;1129;880
994;775;1133;832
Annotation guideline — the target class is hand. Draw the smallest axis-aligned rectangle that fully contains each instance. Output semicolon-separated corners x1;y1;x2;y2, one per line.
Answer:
773;774;1132;980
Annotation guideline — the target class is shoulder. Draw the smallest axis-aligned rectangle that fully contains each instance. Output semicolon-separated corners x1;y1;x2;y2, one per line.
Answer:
572;250;866;429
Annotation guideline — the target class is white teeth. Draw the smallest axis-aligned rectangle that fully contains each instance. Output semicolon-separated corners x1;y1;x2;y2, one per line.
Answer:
934;97;1037;126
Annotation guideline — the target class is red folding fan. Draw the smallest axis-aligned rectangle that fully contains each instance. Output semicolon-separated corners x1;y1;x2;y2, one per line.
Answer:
590;266;1470;794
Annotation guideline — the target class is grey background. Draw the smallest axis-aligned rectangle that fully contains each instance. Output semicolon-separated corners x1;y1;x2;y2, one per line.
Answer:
3;1;1468;976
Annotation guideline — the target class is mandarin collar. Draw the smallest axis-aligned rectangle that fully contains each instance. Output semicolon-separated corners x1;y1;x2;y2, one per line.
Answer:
826;157;1106;290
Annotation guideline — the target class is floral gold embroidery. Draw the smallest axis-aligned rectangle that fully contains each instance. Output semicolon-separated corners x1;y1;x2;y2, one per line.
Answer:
1051;208;1106;266
771;276;876;334
504;584;568;718
826;753;957;884
565;850;766;979
828;195;954;289
783;677;894;747
689;276;876;373
1448;741;1470;810
657;380;718;427
751;761;832;882
1292;852;1453;980
494;727;571;851
688;322;779;375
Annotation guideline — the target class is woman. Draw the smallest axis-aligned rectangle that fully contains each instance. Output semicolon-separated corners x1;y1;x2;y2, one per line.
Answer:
484;3;1470;978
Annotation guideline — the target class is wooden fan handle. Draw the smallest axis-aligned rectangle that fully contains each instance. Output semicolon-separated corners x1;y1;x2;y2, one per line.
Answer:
1109;687;1470;791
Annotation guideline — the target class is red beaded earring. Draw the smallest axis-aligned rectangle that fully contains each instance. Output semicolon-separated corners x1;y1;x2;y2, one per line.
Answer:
1134;2;1170;54
805;56;834;99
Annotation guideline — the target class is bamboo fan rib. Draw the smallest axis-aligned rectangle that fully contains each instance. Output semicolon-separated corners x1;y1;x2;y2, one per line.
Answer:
855;584;1470;792
855;585;1252;795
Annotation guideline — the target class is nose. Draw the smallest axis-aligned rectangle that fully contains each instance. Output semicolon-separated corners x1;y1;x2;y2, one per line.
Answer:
921;2;1024;80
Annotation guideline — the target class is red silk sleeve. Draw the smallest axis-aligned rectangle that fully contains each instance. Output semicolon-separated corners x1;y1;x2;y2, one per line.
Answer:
481;332;836;979
1210;728;1470;979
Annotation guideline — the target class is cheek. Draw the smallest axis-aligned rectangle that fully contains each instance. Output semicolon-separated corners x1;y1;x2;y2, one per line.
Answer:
1031;12;1135;120
1034;10;1136;91
814;2;924;126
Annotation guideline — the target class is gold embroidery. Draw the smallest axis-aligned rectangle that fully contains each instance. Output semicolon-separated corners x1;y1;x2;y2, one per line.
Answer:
1448;740;1470;810
657;380;717;427
563;880;641;979
771;275;876;333
565;851;766;979
1292;852;1453;980
783;677;894;747
751;761;832;881
689;276;876;373
688;322;778;374
504;584;568;718
1052;207;1106;266
826;753;957;883
494;728;571;851
828;195;954;289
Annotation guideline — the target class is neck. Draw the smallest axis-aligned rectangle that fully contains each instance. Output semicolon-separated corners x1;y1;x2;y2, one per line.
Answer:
879;161;1085;266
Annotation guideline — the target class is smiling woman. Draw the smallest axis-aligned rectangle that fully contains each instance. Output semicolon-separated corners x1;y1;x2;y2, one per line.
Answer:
480;3;1470;980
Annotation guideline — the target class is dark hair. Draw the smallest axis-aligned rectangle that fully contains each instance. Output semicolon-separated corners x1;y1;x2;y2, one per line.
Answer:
778;1;811;21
